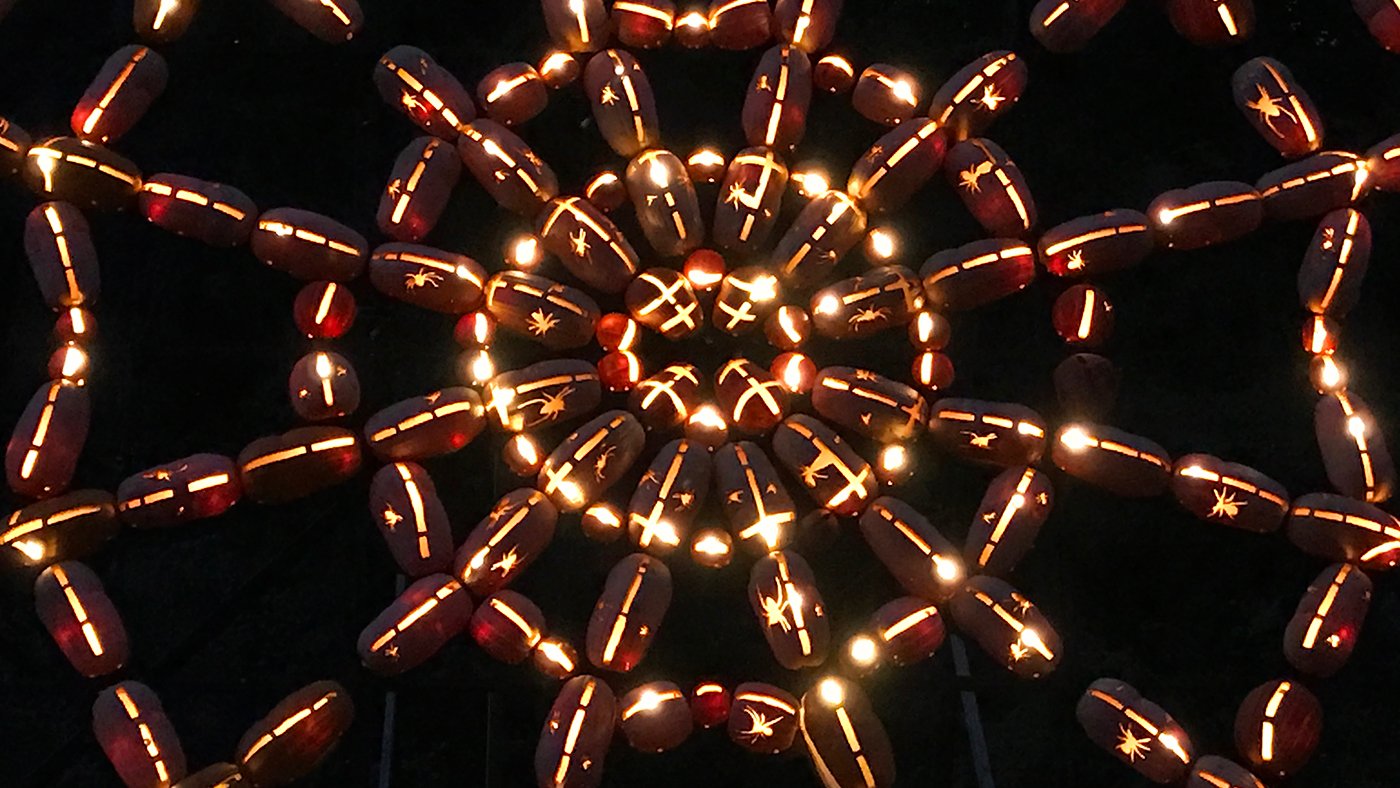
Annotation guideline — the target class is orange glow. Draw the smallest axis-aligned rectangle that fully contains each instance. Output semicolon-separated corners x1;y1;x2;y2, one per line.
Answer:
584;502;623;530
1059;426;1092;452
687;148;726;171
13;538;46;562
819;55;854;77
792;169;830;198
689;404;727;431
510;236;541;268
879;445;907;472
152;0;180;29
692;529;732;558
677;11;709;30
818;677;845;705
866;228;897;261
57;345;89;382
847;634;880;667
465;349;495;384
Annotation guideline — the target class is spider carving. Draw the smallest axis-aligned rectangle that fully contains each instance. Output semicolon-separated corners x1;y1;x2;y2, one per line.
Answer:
798;461;831;487
959;160;994;193
1208;488;1245;520
594;446;617;481
404;270;442;289
848;306;890;327
1116;725;1151;762
518;386;574;423
739;707;783;741
964;431;998;449
491;548;520;575
757;581;793;631
724;182;754;207
382;506;404;529
1245;84;1299;139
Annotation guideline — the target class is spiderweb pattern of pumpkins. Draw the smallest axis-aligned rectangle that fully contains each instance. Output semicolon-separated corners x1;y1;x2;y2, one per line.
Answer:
4;0;1400;786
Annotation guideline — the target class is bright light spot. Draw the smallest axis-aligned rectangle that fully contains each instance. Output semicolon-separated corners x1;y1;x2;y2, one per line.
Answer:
848;635;880;666
880;445;907;472
688;148;725;170
511;236;541;268
677;11;709;29
794;170;830;198
691;404;726;430
540;52;573;75
868;229;897;260
1019;628;1044;651
693;532;730;555
60;346;88;379
914;312;935;340
814;295;840;316
586;503;622;528
686;266;723;289
314;352;333;379
466;313;493;345
1319;356;1343;389
751;274;779;302
1353;161;1371;198
1059;427;1092;451
1158;732;1189;763
779;355;808;392
648;157;671;188
654;519;681;546
821;55;854;76
510;434;539;466
34;151;58;190
777;308;802;341
467;349;495;384
932;554;962;583
466;546;490;572
556;480;585;506
12;539;46;562
537;639;575;671
634;689;663;713
818;678;845;705
153;0;179;30
1156;208;1176;227
1347;415;1367;439
586;171;619;199
67;308;88;335
891;79;917;106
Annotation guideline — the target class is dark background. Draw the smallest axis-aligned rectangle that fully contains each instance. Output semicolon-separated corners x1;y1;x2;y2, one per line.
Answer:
1;0;1399;786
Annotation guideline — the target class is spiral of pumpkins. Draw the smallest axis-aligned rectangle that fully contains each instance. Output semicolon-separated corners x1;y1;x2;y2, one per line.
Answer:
3;0;1400;787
